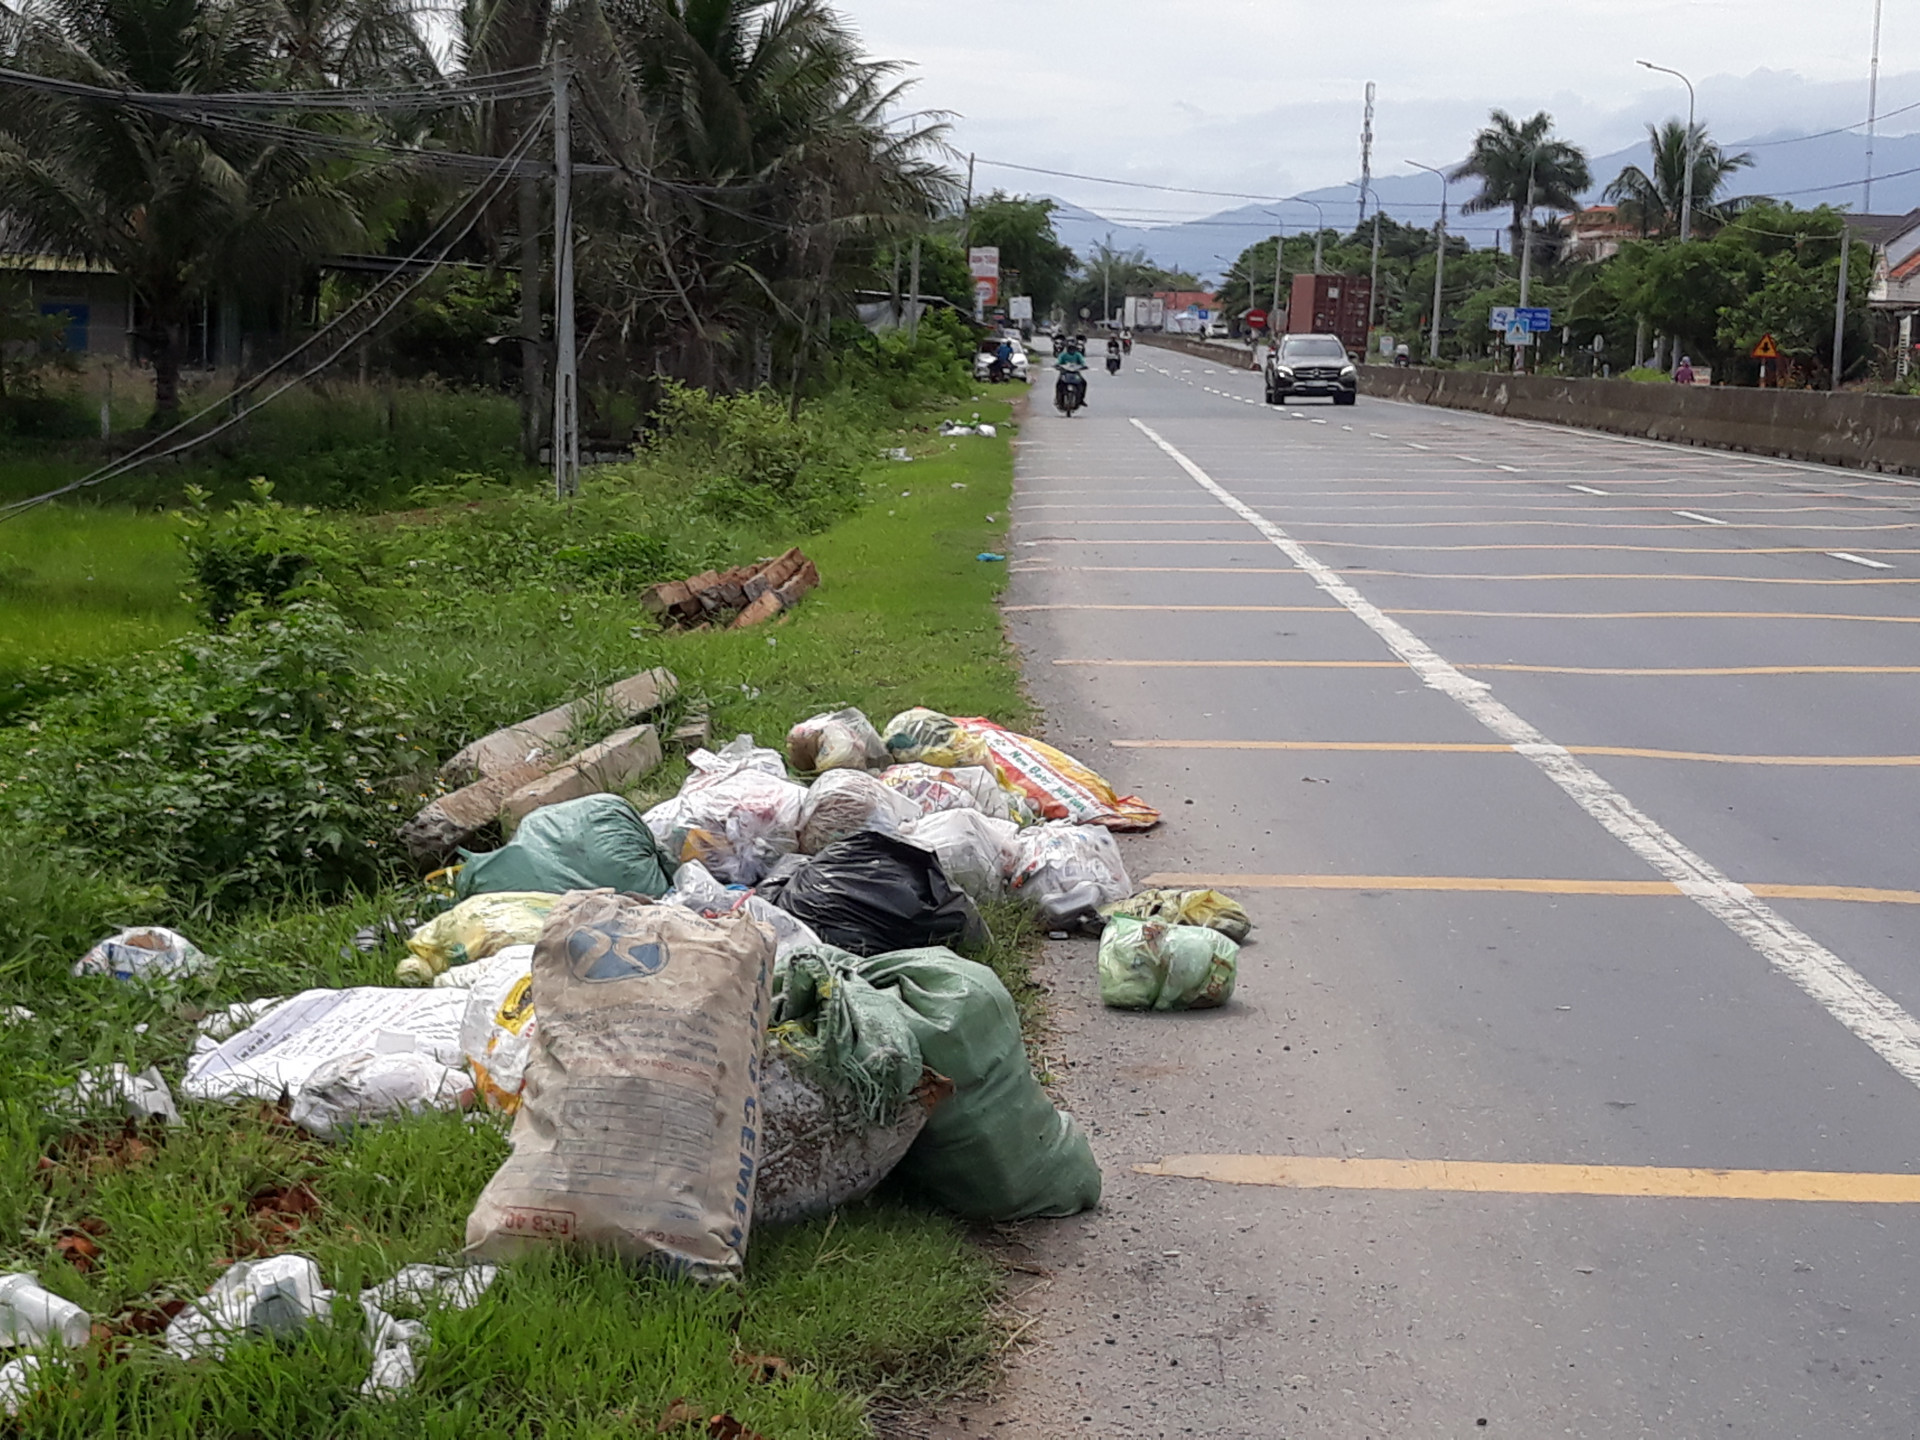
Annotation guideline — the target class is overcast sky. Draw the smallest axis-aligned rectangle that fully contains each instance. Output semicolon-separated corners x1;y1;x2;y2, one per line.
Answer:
844;0;1916;225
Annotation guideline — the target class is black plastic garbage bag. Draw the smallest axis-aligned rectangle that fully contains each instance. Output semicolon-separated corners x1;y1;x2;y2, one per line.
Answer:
758;831;980;956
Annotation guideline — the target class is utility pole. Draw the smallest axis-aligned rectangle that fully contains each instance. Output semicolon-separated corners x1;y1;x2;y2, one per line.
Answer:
961;153;976;250
1867;0;1885;210
550;46;578;499
1271;232;1284;323
1409;161;1449;361
890;246;902;328
907;235;922;343
1516;164;1536;373
1833;224;1852;392
1368;203;1382;336
1103;230;1112;328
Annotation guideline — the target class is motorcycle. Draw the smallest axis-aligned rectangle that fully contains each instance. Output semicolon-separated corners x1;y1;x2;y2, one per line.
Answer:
1055;364;1087;417
1105;354;1122;375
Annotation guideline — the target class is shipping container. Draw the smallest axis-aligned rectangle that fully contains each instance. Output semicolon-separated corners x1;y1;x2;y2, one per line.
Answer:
1286;273;1371;356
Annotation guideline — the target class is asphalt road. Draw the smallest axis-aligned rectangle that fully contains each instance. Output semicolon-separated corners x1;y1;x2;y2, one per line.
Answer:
963;348;1920;1439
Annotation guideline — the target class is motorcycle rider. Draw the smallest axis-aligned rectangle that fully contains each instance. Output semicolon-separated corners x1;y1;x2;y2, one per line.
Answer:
992;336;1014;382
1055;335;1089;412
1105;336;1122;374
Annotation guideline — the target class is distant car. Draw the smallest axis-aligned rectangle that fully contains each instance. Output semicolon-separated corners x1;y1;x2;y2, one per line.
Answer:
1264;333;1358;405
1204;319;1230;339
973;338;1029;383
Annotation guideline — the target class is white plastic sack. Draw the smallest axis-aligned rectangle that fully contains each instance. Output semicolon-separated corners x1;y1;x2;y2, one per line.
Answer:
73;927;210;984
646;739;806;885
465;892;776;1282
64;1065;181;1125
796;769;921;854
904;810;1019;903
183;987;468;1136
1007;821;1133;928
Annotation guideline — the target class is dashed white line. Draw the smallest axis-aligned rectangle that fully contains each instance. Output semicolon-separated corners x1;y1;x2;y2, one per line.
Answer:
1829;551;1896;569
1129;415;1920;1094
1569;484;1607;495
1407;442;1431;450
1673;510;1730;525
1455;454;1489;464
1498;465;1526;473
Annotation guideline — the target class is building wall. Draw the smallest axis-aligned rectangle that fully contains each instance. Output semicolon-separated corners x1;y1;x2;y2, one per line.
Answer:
21;270;132;359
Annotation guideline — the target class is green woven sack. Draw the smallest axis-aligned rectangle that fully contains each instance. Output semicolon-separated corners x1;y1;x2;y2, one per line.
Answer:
856;946;1100;1221
456;794;671;900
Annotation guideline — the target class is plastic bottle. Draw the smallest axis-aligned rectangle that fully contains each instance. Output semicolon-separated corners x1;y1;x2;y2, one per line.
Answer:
0;1274;91;1348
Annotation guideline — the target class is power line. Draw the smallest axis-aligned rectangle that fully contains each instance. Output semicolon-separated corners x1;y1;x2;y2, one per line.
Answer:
1743;95;1920;148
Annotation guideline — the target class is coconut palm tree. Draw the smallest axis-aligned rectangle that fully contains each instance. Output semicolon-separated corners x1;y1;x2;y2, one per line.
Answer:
563;0;955;393
0;0;374;420
1450;109;1592;259
1604;119;1760;238
276;0;440;90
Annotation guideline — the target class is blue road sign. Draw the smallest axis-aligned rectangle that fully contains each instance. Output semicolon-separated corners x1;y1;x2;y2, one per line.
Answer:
1519;306;1552;332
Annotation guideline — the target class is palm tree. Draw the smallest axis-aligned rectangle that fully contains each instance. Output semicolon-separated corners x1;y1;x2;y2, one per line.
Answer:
1604;120;1760;238
1450;109;1592;259
0;0;374;421
562;0;955;394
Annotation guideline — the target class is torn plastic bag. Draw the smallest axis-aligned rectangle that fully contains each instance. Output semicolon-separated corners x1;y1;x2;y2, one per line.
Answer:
72;927;211;984
904;810;1018;904
458;949;537;1111
786;708;886;774
465;891;775;1282
0;1357;42;1420
796;768;921;854
399;892;559;984
456;794;671;901
758;831;982;957
645;741;806;885
856;946;1101;1220
1103;887;1254;944
876;763;990;817
358;1263;498;1399
1097;915;1239;1011
1007;822;1133;928
164;1255;333;1360
661;862;822;962
289;1049;471;1139
62;1065;181;1125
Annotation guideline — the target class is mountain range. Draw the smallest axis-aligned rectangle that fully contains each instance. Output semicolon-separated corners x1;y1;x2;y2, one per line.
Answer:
1046;128;1920;281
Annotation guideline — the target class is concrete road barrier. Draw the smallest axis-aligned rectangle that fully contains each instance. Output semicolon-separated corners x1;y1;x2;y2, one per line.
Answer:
1361;365;1920;477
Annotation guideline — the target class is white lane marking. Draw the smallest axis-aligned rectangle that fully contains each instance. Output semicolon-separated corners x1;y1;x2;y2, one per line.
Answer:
1569;484;1608;495
1673;510;1730;525
1128;416;1920;1092
1371;432;1390;439
1455;454;1489;463
1407;442;1431;450
1498;465;1526;473
1829;551;1896;569
1312;418;1329;425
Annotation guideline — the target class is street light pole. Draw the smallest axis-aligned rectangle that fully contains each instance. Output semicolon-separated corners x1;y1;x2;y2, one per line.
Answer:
1409;161;1449;361
1286;195;1325;273
1867;0;1885;210
1833;223;1852;392
1638;60;1697;242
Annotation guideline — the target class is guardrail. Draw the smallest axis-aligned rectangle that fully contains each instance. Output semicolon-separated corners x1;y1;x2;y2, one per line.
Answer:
1359;365;1920;478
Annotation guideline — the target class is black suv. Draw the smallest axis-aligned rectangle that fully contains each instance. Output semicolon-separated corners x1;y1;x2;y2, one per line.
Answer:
1264;333;1358;406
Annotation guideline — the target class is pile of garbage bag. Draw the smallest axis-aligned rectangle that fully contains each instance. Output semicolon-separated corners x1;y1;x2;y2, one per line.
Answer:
41;701;1262;1327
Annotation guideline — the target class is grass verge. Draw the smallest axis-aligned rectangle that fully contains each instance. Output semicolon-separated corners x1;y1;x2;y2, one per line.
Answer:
0;392;1029;1438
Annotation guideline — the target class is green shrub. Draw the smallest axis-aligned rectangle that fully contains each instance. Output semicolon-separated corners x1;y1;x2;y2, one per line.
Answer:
822;312;973;411
4;602;423;912
179;478;381;627
646;382;867;531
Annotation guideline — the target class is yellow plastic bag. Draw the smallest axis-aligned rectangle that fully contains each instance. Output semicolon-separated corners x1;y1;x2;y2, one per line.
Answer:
399;893;559;983
1103;888;1253;943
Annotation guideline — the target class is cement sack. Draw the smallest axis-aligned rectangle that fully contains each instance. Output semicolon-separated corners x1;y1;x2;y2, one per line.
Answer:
465;891;775;1282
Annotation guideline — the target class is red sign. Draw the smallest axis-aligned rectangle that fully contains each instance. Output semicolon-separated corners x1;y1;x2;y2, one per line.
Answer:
1246;308;1269;330
973;277;999;307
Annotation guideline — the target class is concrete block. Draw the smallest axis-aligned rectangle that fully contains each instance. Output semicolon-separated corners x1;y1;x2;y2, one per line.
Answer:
441;667;677;784
500;724;663;828
399;760;549;866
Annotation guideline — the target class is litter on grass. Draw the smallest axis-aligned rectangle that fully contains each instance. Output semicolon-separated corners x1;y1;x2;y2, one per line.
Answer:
163;1254;334;1361
880;710;1160;830
786;707;887;774
0;1273;91;1348
400;892;559;984
72;927;210;984
456;793;671;900
61;1065;181;1126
